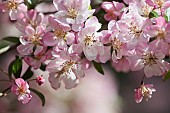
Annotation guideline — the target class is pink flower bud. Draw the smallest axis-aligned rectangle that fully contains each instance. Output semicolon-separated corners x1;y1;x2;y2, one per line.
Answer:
36;76;45;86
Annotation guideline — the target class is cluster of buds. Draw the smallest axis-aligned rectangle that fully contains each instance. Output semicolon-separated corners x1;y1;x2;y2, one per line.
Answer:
0;0;170;105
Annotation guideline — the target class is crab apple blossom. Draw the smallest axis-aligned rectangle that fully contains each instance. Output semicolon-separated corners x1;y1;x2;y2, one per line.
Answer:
77;16;105;61
36;75;45;86
53;0;95;31
0;0;27;20
24;49;52;69
146;16;170;55
101;20;129;62
146;0;170;13
43;15;75;47
11;78;32;104
130;43;170;77
128;1;154;18
17;25;45;56
134;83;156;103
47;53;85;90
119;8;152;49
16;9;45;33
101;1;124;21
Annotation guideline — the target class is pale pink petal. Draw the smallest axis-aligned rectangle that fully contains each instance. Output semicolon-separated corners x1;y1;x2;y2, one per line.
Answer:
9;10;18;20
48;73;61;90
144;65;154;77
17;44;34;55
63;77;78;89
66;32;75;44
18;94;32;104
134;88;143;103
25;26;35;36
131;59;144;71
11;85;19;95
101;2;114;12
17;4;27;12
43;32;57;46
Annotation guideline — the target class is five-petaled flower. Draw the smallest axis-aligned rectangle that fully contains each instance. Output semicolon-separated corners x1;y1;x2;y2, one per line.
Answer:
11;78;32;104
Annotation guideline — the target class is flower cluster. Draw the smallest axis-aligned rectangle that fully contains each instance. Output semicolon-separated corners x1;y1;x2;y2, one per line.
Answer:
0;0;170;105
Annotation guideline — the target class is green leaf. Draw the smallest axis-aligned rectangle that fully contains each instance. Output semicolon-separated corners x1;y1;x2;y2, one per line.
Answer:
2;36;20;44
0;37;19;54
0;40;11;54
93;61;104;75
163;70;170;81
40;64;46;71
30;88;45;106
164;15;168;22
8;56;23;79
149;11;159;18
22;67;34;80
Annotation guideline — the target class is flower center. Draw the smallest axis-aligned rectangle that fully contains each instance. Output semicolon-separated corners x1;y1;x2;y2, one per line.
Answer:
157;30;165;39
111;38;122;51
19;87;25;94
142;52;157;66
54;29;67;41
55;61;76;79
67;7;78;19
63;61;76;73
84;34;95;46
141;85;152;101
30;34;42;45
6;1;18;10
129;22;142;37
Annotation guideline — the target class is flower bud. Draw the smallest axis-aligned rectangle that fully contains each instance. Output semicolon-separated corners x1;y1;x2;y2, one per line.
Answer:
36;75;45;86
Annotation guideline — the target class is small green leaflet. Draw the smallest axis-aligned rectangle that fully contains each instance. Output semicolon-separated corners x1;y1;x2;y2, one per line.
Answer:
164;15;169;22
30;88;46;106
8;56;23;79
163;70;170;81
149;11;159;18
93;61;104;75
22;67;34;80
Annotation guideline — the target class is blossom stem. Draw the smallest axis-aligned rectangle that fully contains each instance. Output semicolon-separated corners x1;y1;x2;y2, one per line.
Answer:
0;79;12;83
27;78;36;82
0;68;14;81
141;75;145;85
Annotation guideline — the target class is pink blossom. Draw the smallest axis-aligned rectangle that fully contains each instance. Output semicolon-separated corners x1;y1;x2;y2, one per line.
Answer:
146;0;170;12
53;0;95;31
130;43;170;77
24;49;52;69
43;15;75;47
101;1;124;21
118;10;152;49
46;53;85;90
134;83;156;103
36;75;45;86
78;16;104;61
17;25;45;55
146;17;170;55
128;1;154;17
0;0;27;20
16;9;44;33
11;78;32;104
